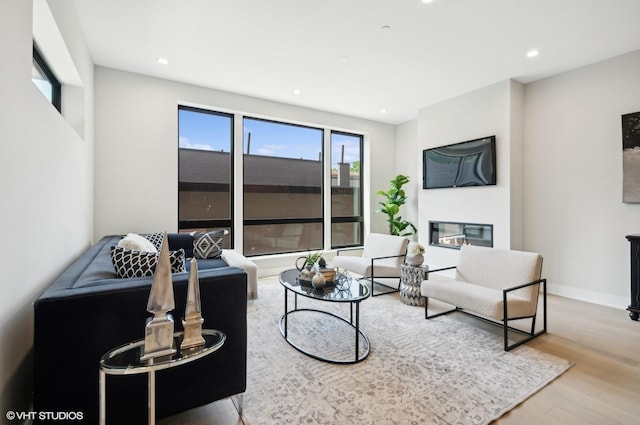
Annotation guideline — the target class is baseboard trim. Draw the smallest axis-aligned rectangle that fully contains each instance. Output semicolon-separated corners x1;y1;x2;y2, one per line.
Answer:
549;284;627;309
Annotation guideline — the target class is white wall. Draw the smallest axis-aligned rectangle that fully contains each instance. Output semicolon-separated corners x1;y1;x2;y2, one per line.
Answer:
397;51;640;308
395;118;420;242
93;67;396;272
408;80;523;268
524;49;640;308
0;0;94;415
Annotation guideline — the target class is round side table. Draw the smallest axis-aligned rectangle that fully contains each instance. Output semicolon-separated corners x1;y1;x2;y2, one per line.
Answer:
400;263;428;306
99;329;225;425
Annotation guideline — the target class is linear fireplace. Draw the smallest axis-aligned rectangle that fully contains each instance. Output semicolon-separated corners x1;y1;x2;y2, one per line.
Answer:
429;221;493;249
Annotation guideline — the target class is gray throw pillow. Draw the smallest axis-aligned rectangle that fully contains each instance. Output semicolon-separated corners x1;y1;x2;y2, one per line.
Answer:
192;229;227;259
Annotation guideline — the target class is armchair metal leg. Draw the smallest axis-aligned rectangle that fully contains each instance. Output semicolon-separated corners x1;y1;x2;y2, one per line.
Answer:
424;297;457;319
362;275;401;297
503;279;547;351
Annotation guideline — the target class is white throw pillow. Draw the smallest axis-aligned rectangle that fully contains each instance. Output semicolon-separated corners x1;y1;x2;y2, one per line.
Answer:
117;233;158;253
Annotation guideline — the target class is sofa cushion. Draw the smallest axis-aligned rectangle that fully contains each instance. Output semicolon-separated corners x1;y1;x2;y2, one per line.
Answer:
421;279;536;320
192;229;227;259
110;246;186;278
168;232;196;258
188;257;228;270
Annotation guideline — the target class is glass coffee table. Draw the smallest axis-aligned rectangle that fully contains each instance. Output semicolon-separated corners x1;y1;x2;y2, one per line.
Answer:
279;268;370;364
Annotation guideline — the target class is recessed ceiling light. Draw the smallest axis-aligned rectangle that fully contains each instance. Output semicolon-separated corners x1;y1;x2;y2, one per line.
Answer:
380;109;387;114
158;57;169;65
293;89;301;95
422;0;434;4
526;50;539;58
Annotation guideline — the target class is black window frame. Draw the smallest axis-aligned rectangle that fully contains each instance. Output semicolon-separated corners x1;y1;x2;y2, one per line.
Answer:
330;130;364;249
177;106;366;256
177;105;235;246
242;116;325;256
32;42;61;112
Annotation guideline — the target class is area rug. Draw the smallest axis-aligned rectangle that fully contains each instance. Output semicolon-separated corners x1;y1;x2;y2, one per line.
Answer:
242;277;572;425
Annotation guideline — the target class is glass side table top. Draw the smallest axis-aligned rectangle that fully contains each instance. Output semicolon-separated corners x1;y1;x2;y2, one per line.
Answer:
100;329;225;375
279;268;370;302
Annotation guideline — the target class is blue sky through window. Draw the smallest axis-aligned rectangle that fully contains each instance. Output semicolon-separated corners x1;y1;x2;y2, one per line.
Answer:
179;109;231;151
179;109;360;166
243;118;321;161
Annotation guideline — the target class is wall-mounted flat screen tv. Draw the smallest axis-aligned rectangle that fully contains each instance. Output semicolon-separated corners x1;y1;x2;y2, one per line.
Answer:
423;136;496;189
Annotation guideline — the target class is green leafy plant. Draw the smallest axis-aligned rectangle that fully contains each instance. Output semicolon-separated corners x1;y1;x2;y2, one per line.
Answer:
376;174;417;236
305;251;324;268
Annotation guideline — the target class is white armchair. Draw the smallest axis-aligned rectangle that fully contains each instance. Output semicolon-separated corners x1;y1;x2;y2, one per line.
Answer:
421;245;546;351
333;233;409;296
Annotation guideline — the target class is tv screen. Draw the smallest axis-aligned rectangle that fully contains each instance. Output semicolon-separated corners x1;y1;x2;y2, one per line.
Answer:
423;136;496;189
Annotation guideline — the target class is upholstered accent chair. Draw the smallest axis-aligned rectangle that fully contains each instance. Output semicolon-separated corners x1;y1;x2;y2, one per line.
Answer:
333;233;409;296
421;245;546;351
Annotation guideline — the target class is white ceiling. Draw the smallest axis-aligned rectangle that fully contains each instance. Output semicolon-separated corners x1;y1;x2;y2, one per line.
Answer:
74;0;640;124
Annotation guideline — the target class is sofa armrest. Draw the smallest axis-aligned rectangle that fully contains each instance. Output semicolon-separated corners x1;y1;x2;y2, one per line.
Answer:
423;266;457;276
222;249;258;299
503;277;546;319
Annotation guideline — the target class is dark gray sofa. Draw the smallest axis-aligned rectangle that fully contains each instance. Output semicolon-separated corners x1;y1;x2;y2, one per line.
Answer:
33;233;247;424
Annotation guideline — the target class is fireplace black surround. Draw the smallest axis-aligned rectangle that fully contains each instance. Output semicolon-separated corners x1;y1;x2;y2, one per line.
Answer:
429;221;493;249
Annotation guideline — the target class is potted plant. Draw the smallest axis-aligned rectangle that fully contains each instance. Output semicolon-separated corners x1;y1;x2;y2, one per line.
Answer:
305;251;325;268
376;174;417;236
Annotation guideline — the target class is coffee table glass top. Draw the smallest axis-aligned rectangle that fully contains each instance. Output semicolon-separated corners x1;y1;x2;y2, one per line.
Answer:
279;268;369;302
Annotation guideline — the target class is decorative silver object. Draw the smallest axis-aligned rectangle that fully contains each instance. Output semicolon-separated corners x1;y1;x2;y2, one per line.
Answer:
141;232;176;360
181;258;205;350
311;272;326;289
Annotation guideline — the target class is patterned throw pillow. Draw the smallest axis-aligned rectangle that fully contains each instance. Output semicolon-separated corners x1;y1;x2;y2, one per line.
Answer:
143;232;165;251
192;229;227;259
110;246;185;278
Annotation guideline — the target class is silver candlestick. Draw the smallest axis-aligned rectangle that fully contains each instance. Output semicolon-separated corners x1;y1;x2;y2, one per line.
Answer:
141;232;176;360
181;258;205;350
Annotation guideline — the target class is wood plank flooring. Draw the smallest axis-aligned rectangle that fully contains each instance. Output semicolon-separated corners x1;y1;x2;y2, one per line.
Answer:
159;282;640;425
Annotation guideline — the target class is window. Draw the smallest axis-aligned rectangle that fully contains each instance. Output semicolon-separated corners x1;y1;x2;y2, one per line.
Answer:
32;43;61;112
331;131;363;248
243;118;324;256
177;106;366;256
178;106;234;246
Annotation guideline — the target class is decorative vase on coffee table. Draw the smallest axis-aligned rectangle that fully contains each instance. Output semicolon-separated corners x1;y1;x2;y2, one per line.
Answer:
405;253;424;266
311;272;326;289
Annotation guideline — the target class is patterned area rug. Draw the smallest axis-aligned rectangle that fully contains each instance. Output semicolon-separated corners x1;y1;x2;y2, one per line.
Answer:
243;277;572;425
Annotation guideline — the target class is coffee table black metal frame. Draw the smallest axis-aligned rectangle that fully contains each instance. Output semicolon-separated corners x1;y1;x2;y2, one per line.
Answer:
278;268;370;364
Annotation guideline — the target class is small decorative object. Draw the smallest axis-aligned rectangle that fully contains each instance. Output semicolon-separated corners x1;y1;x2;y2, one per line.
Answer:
181;258;205;350
318;267;336;283
141;232;177;360
405;241;425;266
296;251;325;285
305;251;324;269
312;272;326;289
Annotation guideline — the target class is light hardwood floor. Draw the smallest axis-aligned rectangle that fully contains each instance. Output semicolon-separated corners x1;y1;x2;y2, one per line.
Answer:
160;283;640;425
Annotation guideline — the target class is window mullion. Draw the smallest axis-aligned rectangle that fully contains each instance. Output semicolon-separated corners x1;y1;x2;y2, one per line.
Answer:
323;128;332;251
233;113;244;253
